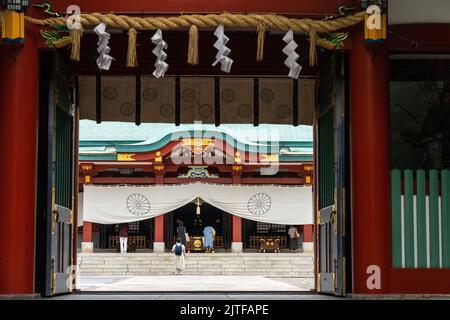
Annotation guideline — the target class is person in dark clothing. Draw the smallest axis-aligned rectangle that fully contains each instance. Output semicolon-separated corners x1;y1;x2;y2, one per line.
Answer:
422;87;450;167
288;225;300;252
176;221;187;245
423;132;444;170
119;223;129;254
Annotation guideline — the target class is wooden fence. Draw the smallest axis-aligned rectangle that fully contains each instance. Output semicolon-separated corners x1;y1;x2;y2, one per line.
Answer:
108;235;147;249
248;235;288;248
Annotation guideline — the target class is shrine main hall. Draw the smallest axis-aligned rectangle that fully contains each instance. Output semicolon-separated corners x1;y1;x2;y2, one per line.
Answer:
77;123;314;254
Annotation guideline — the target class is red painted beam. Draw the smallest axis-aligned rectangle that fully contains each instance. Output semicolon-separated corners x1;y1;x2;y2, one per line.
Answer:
79;162;312;175
389;24;450;53
389;269;450;294
88;176;303;185
79;162;180;173
164;177;233;184
91;177;156;184
241;177;305;184
216;163;313;173
51;0;344;15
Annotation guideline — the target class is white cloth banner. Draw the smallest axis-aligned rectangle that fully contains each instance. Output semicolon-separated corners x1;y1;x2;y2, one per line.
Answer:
78;192;84;227
83;183;313;225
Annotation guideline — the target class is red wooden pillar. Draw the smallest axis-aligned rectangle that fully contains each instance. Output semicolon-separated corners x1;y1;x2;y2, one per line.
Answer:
231;171;243;252
154;216;165;241
303;224;314;252
303;225;313;242
0;29;39;294
350;27;391;294
154;170;165;252
83;222;93;242
81;221;93;253
232;216;242;241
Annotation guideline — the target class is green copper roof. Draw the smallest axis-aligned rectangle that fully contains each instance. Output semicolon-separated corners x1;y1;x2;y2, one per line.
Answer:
79;121;313;161
79;121;312;143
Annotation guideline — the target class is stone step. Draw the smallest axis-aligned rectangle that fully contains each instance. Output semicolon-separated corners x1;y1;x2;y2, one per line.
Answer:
81;263;312;267
78;253;315;276
79;259;312;263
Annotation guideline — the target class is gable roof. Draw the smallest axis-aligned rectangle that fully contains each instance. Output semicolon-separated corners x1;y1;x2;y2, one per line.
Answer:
79;121;313;162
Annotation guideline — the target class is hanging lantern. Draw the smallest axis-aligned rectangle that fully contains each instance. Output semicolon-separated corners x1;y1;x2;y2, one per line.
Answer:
0;1;29;43
1;0;29;11
195;197;202;215
1;1;29;43
1;10;24;43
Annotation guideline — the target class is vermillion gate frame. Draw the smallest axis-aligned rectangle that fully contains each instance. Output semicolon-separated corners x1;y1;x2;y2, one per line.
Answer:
8;0;450;297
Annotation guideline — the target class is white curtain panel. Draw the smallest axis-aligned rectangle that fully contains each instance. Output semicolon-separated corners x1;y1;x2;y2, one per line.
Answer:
78;192;84;227
83;183;313;225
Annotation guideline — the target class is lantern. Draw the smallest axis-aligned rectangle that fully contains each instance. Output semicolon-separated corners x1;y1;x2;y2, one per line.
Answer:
360;0;387;10
195;197;202;215
1;1;29;43
1;0;29;11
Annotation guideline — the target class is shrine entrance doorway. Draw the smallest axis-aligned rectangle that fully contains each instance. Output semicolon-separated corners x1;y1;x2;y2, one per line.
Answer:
170;202;232;251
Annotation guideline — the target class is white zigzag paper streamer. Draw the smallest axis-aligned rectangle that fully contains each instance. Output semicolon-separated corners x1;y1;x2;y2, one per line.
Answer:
94;23;114;71
212;24;233;73
282;30;302;79
151;30;169;78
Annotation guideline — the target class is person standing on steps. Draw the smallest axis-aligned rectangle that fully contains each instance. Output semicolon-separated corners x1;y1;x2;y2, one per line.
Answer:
288;225;300;253
176;221;187;245
203;225;215;253
172;238;186;275
119;223;129;254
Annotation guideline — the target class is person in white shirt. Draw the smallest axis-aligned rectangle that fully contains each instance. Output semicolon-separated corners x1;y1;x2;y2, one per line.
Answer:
288;225;300;252
118;223;129;254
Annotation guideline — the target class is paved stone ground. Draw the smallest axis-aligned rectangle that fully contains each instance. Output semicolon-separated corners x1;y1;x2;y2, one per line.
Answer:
52;293;332;300
76;275;313;292
268;277;315;290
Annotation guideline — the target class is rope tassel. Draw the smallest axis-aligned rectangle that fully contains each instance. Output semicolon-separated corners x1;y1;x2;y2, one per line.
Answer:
70;28;82;62
127;28;138;68
309;31;318;67
256;25;265;62
188;25;199;66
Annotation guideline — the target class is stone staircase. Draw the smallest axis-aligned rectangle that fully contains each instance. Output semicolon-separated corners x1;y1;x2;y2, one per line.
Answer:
77;252;314;278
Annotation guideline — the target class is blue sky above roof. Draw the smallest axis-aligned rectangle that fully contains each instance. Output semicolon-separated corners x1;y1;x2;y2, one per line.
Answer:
79;120;313;144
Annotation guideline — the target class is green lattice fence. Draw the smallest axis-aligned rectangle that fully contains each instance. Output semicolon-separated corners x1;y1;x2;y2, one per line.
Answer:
391;169;450;268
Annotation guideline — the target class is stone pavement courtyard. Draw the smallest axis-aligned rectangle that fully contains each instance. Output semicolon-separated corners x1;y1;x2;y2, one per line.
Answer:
76;275;315;292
